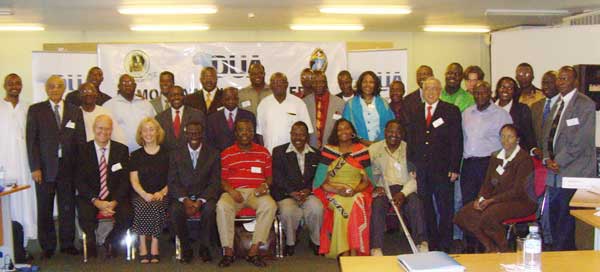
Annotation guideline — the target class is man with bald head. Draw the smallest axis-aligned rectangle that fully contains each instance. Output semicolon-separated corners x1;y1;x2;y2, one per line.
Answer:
0;74;38;258
65;66;112;106
256;72;313;152
441;63;474;112
103;74;156;152
238;63;272;115
206;86;257;151
405;65;434;114
293;68;314;99
406;76;462;253
336;70;355;101
26;75;86;258
185;66;223;115
76;115;131;258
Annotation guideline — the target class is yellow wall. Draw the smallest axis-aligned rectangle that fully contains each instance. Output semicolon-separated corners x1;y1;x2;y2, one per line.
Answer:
0;30;489;102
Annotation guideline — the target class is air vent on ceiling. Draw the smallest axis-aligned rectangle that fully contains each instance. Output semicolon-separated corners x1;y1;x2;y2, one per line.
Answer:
562;9;600;26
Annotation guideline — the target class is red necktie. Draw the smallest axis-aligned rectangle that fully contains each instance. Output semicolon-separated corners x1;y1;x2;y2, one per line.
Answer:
173;110;181;138
227;112;234;130
426;105;433;127
99;148;109;200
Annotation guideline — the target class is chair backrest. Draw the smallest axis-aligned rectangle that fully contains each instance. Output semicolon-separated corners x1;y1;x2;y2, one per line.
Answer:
532;158;547;198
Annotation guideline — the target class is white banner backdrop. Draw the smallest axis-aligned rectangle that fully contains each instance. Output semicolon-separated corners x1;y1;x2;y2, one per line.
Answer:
97;42;347;99
31;51;98;103
348;49;409;99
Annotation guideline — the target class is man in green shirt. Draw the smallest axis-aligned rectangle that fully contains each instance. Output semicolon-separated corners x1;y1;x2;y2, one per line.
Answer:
441;63;475;112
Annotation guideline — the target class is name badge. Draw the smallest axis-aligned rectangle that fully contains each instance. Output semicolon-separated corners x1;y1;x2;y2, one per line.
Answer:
217;106;224;111
250;166;262;174
65;120;76;129
111;163;123;172
241;100;251;108
393;162;402;171
566;118;580;127
496;165;505;175
432;118;444;128
332;113;342;120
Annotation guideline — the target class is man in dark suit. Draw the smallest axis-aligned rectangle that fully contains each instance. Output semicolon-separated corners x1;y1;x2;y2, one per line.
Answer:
407;77;463;253
169;121;222;263
150;71;174;114
65;67;111;106
156;85;206;152
404;65;433;114
271;121;322;256
531;71;559;159
26;75;86;258
184;67;223;115
76;114;131;258
206;87;257;151
543;66;596;251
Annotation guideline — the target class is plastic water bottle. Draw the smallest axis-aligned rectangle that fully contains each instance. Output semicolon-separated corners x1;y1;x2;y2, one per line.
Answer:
523;225;542;271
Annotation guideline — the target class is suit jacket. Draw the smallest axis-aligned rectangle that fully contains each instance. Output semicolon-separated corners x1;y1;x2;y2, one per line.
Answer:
76;141;130;202
168;144;221;202
150;96;168;114
407;100;463;174
404;88;423;116
542;91;596;186
26;100;86;182
206;108;256;151
65;90;111;107
508;102;536;151
271;143;320;201
155;106;206;152
530;98;546;151
184;88;223;115
303;93;346;147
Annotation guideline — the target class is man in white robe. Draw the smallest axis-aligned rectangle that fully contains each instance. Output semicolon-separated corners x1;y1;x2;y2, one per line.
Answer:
0;73;37;246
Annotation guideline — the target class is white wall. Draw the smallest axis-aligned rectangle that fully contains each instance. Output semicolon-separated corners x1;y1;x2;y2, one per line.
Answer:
0;30;489;103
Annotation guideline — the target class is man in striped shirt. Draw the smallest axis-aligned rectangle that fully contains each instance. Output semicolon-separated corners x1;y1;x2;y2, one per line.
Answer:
216;118;277;268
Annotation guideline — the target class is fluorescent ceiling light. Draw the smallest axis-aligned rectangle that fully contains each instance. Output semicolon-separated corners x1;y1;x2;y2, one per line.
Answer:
290;24;364;31
0;25;44;31
320;6;411;15
424;25;490;33
118;5;217;15
485;9;570;16
130;25;210;31
0;8;13;15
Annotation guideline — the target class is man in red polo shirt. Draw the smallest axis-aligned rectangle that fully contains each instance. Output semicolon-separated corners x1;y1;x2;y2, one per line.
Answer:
216;118;277;268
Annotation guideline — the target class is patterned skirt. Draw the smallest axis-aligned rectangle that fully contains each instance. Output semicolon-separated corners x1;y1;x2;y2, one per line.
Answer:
131;196;168;237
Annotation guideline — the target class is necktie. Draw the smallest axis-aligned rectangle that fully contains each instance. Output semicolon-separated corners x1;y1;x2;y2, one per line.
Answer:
542;99;551;122
99;148;109;200
426;105;433;127
205;94;212;109
192;150;199;168
173;110;181;138
53;104;61;127
547;99;565;160
227;112;234;130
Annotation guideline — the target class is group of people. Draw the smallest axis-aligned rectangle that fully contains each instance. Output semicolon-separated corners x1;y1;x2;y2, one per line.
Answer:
0;59;595;267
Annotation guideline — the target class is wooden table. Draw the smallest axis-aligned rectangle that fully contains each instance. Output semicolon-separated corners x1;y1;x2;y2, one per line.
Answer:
0;185;30;259
340;251;600;272
569;189;600;250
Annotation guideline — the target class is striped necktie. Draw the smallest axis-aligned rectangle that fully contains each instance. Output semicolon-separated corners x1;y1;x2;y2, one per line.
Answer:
547;99;564;160
99;147;109;200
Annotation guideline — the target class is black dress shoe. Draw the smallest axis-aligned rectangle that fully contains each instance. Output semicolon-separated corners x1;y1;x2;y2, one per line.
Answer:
284;245;295;256
245;255;267;267
60;247;80;255
308;241;320;256
198;248;212;263
218;255;235;267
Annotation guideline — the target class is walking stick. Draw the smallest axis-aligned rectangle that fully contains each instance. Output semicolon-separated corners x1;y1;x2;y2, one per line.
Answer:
382;177;419;254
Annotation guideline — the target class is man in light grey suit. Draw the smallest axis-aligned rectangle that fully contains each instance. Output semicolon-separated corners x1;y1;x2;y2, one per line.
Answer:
543;66;596;251
303;71;345;148
150;71;174;113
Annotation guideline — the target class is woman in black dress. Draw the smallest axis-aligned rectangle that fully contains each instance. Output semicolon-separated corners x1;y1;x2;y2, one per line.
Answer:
130;117;169;264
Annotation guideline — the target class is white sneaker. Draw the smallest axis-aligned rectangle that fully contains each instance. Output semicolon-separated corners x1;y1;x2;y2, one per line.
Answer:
370;248;383;256
418;242;429;252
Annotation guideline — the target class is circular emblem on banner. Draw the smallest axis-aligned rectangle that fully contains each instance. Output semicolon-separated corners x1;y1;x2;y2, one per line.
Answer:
309;48;328;72
124;50;150;78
